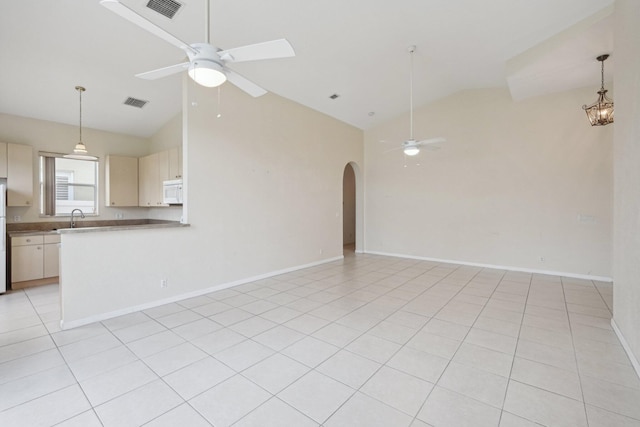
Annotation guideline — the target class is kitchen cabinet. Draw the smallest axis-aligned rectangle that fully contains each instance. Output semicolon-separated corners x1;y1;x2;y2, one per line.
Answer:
138;152;164;207
158;149;170;182
11;236;43;283
11;233;60;286
43;235;60;278
7;143;33;206
0;142;7;178
137;146;182;207
106;155;138;207
168;146;182;179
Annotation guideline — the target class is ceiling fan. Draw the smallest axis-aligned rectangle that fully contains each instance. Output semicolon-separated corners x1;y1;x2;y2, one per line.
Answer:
392;45;445;156
100;0;295;97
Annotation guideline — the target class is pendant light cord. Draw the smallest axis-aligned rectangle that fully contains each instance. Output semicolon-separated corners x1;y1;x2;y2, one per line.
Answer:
76;86;85;143
600;59;605;91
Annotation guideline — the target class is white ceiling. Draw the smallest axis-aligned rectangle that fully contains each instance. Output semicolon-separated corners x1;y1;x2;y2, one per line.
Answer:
0;0;614;138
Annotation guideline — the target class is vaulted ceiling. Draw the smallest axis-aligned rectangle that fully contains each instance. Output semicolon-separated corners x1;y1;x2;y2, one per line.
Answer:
0;0;614;138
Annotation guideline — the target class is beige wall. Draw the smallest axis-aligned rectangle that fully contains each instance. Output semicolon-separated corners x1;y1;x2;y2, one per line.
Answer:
364;87;613;278
0;113;150;223
612;0;640;372
60;82;363;326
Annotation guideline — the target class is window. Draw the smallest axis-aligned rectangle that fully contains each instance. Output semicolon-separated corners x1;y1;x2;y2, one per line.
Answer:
39;153;98;216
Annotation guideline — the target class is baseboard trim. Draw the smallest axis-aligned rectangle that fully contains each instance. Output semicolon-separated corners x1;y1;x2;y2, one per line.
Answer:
611;319;640;380
60;255;344;330
364;250;613;282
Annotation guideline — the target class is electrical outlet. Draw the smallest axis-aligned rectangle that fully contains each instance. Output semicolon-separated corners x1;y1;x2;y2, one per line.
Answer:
13;215;21;222
539;256;545;263
115;213;124;219
160;278;168;288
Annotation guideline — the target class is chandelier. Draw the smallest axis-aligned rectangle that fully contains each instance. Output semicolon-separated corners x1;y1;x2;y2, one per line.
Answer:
582;54;614;126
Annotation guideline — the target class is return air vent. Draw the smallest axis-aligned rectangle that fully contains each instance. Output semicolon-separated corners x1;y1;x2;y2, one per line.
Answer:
124;97;149;109
146;0;182;19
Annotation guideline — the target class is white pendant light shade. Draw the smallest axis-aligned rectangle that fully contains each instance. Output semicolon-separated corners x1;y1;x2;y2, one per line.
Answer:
188;60;227;87
65;86;97;160
404;146;420;156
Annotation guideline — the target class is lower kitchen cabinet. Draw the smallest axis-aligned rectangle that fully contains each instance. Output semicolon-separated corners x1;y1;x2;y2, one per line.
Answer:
10;233;60;288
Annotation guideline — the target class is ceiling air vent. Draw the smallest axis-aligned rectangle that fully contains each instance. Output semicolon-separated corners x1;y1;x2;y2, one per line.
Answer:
146;0;182;19
124;97;149;109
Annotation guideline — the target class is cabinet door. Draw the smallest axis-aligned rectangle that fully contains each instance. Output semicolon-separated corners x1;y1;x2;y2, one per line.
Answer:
12;244;44;282
138;155;150;207
106;155;138;207
147;153;161;206
44;243;60;278
168;147;182;179
0;142;7;178
7;143;33;206
158;150;170;182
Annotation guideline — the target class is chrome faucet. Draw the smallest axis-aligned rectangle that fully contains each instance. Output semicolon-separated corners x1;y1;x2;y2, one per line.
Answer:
70;209;85;228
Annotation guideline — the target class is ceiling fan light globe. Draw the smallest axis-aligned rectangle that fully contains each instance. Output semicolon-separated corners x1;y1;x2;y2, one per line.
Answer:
404;146;420;156
188;60;227;87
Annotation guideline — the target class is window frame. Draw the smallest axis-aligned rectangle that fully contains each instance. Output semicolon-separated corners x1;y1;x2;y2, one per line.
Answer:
38;152;100;217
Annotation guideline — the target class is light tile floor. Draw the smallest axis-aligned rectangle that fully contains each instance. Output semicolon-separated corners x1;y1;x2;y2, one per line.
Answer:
1;251;640;426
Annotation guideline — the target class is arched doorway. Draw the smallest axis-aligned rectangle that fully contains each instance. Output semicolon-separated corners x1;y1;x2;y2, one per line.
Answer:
343;163;356;253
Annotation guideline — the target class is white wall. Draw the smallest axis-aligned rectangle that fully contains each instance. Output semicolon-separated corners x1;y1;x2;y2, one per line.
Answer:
60;82;363;326
0;113;151;223
364;87;613;278
612;0;640;372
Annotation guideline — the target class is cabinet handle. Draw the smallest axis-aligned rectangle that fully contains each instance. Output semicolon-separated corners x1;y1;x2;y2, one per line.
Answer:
37;246;42;250
26;239;31;243
111;202;115;205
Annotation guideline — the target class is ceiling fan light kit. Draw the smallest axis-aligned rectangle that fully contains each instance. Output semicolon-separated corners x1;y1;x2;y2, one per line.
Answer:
188;60;227;87
582;54;614;126
64;86;98;161
403;143;420;156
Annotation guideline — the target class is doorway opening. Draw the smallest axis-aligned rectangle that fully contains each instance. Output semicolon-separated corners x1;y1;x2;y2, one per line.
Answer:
343;163;356;254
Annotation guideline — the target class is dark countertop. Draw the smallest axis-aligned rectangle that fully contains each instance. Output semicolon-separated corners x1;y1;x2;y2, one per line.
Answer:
7;219;187;237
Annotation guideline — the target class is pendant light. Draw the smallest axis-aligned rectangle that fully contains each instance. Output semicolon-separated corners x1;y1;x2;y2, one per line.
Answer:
582;54;614;126
65;86;97;160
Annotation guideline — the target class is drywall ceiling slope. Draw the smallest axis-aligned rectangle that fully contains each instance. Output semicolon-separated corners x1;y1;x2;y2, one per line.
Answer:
507;6;614;101
0;0;614;137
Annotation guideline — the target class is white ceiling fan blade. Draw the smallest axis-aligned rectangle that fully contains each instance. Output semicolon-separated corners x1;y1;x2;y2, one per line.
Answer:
225;69;267;97
135;62;190;80
218;39;295;63
416;137;446;146
100;0;197;55
384;146;405;154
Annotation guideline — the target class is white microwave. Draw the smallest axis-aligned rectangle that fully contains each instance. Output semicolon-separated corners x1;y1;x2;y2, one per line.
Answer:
163;179;183;205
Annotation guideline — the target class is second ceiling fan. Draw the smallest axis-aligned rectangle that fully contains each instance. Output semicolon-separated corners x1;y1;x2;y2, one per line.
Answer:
100;0;295;97
395;45;445;156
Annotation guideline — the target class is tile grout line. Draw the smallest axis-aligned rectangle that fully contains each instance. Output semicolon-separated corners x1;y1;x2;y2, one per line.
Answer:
495;271;533;426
